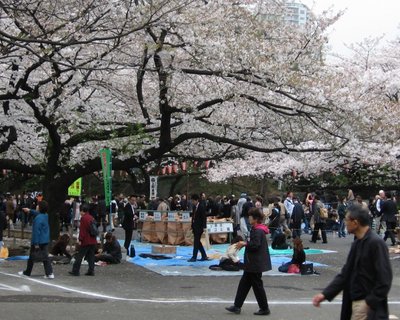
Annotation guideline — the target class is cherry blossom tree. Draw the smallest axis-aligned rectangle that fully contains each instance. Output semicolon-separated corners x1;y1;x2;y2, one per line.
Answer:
0;0;357;237
207;35;400;185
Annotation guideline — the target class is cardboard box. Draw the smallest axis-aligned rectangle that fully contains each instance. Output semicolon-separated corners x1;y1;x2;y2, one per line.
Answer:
151;245;176;254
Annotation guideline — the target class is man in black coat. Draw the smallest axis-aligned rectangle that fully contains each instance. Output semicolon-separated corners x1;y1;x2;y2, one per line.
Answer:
290;197;305;239
187;194;208;262
313;205;392;320
226;207;272;316
122;195;138;257
381;192;398;246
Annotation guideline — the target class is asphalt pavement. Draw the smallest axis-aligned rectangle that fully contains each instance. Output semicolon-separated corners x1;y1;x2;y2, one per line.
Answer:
0;229;399;320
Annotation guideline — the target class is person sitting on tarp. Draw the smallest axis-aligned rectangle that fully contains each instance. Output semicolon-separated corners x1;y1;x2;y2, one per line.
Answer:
271;232;290;250
95;232;122;264
209;235;244;271
50;234;72;264
278;237;306;273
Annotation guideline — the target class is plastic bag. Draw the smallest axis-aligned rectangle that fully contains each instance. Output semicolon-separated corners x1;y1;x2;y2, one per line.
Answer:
0;246;9;258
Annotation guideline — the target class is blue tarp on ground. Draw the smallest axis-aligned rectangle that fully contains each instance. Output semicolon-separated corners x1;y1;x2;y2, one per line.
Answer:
126;241;333;276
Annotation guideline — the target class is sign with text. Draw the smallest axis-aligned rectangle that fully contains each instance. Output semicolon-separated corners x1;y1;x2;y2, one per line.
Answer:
181;212;191;222
207;222;233;234
153;211;162;221
139;211;147;221
99;148;112;205
167;212;176;222
149;176;158;200
68;178;82;196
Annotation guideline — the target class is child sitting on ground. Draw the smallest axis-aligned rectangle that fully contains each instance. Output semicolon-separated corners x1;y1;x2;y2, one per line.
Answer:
49;234;72;264
209;235;243;271
278;237;306;273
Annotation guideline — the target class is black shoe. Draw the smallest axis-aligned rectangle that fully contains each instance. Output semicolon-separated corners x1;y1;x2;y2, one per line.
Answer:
85;271;95;276
225;306;241;314
309;240;316;243
68;271;80;276
199;257;210;261
187;258;197;262
322;241;328;244
254;309;271;316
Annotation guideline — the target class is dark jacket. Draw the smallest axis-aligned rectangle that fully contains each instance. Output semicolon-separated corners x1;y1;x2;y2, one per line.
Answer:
291;249;306;265
241;200;254;218
0;211;6;241
30;209;50;245
291;203;304;228
123;204;136;230
191;202;207;234
337;203;347;220
51;239;72;259
79;213;98;247
103;239;122;263
322;229;392;320
381;199;397;223
243;224;271;273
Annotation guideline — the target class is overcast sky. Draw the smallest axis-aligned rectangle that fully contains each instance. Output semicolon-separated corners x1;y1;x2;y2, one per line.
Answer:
301;0;400;55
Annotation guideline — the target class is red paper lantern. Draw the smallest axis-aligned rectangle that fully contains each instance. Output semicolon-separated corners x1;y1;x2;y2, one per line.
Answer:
181;161;187;171
172;164;178;174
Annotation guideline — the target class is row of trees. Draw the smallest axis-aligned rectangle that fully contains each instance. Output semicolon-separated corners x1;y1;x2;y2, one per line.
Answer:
0;0;398;237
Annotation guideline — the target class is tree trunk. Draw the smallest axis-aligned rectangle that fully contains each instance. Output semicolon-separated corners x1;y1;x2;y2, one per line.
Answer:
42;176;70;241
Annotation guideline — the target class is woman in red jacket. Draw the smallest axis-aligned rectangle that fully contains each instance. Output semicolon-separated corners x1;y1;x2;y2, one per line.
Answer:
69;204;98;276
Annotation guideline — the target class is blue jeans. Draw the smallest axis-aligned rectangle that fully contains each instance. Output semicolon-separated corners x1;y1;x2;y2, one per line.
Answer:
338;218;346;237
303;217;311;234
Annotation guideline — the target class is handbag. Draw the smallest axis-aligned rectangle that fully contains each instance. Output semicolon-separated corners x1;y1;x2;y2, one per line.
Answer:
319;207;328;219
300;263;314;275
89;219;99;237
30;247;47;262
287;263;300;274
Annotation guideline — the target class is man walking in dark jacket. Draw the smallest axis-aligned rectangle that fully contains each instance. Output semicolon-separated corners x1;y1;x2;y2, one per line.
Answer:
187;194;208;262
226;208;272;316
381;192;398;246
19;201;54;279
312;205;392;320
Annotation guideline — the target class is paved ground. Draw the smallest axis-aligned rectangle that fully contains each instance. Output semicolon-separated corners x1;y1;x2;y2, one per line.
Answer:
1;229;399;320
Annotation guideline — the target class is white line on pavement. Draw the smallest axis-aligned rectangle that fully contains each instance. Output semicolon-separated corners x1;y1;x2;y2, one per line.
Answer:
0;283;30;292
1;271;400;307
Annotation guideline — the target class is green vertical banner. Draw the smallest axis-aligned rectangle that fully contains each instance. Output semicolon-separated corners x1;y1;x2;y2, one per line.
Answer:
99;148;112;205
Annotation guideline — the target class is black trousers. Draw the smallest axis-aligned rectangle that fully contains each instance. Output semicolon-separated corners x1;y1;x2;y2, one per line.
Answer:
234;271;269;310
124;229;133;254
72;244;96;274
95;253;119;264
192;229;206;260
384;221;397;245
25;244;53;276
311;222;327;243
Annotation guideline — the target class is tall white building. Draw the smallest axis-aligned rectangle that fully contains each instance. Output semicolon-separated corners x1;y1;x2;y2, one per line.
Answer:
284;1;310;25
241;1;311;26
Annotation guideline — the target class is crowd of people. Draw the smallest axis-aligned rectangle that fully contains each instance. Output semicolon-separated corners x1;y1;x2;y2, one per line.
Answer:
0;186;398;319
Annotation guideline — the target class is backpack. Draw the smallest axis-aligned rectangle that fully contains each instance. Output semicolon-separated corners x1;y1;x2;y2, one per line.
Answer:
319;207;328;219
89;219;99;237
